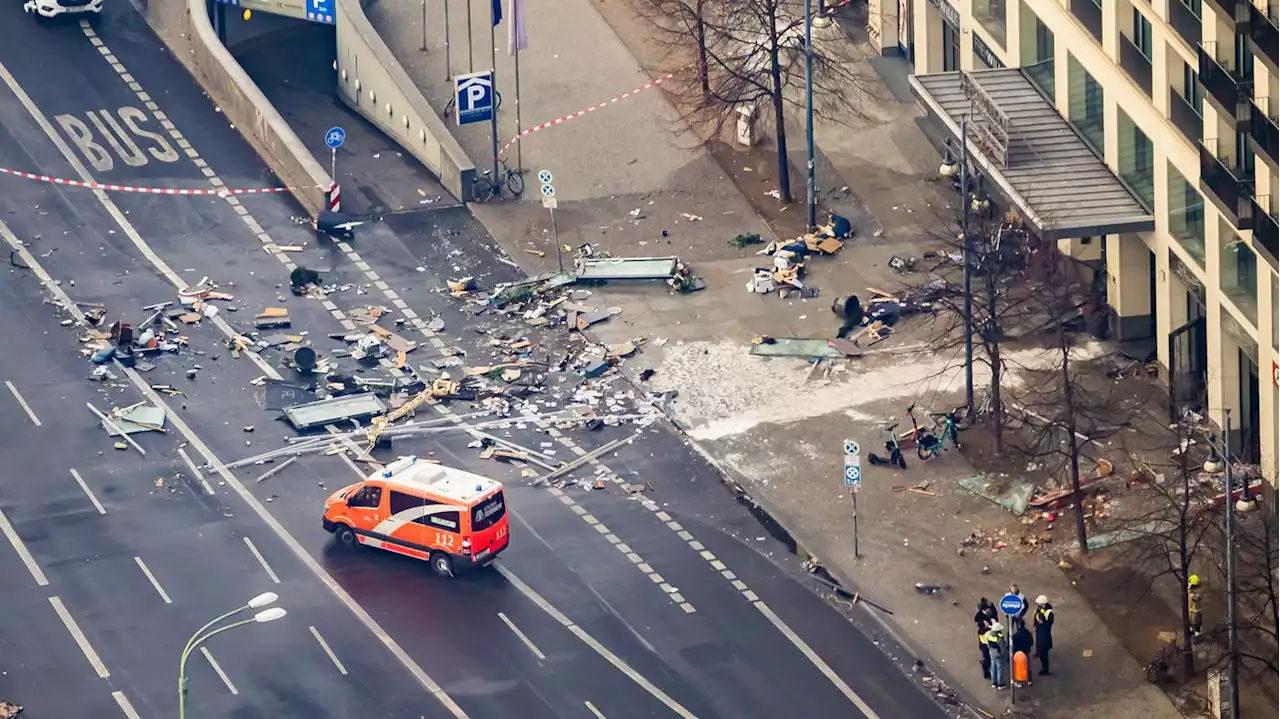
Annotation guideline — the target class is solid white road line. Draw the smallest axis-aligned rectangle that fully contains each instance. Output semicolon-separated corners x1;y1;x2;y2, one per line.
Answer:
309;626;349;675
48;596;109;678
0;231;469;719
242;536;281;584
493;564;697;719
584;701;607;719
134;556;172;604
69;469;107;515
754;602;881;718
5;381;41;426
497;612;547;660
0;507;48;587
112;690;142;719
177;447;216;495
199;646;239;695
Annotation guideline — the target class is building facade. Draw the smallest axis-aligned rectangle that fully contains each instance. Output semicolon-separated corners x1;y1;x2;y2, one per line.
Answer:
868;0;1279;477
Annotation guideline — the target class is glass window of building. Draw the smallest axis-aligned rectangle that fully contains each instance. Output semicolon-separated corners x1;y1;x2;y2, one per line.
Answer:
1131;9;1152;57
1272;271;1278;351
973;0;1008;47
1118;110;1155;210
1166;161;1206;264
943;22;960;71
1182;62;1203;114
1219;221;1258;325
1021;4;1055;100
1068;55;1105;154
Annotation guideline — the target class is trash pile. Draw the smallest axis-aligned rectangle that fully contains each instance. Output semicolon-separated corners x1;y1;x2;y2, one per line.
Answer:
747;219;849;298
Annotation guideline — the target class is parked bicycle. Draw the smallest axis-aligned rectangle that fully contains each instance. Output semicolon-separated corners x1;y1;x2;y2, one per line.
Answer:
868;422;908;469
470;159;525;203
908;404;964;460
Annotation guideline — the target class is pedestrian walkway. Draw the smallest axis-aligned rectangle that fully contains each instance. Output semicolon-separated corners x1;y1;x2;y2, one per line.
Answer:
362;3;1186;718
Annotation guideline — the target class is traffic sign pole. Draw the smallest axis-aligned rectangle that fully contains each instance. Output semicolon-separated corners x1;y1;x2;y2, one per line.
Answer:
538;173;562;273
998;591;1025;703
330;148;337;182
844;439;862;559
488;0;500;192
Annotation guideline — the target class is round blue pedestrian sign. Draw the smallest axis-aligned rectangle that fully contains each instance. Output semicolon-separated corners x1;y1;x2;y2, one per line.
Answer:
325;127;346;149
999;592;1025;616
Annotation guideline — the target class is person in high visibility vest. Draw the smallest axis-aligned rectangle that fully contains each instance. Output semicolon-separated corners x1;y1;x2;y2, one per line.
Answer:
984;622;1008;688
1187;574;1203;638
1033;595;1055;675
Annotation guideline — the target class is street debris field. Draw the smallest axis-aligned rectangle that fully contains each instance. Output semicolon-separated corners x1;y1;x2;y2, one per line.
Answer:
54;249;713;494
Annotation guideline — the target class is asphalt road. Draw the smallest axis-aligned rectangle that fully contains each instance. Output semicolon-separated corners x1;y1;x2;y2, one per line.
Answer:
0;6;949;719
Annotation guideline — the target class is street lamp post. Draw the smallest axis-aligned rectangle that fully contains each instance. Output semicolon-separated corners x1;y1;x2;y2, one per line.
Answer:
804;0;817;231
938;127;975;412
179;592;286;719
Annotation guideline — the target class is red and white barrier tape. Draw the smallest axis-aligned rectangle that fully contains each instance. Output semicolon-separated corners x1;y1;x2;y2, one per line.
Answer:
499;73;674;158
0;167;294;196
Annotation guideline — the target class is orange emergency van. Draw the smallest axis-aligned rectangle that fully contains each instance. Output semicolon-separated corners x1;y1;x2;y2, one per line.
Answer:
322;456;509;577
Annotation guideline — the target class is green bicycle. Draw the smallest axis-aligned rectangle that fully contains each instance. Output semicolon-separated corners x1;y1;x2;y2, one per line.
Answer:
907;404;964;460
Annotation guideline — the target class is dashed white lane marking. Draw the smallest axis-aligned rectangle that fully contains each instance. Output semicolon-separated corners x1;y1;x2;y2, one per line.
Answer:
242;537;281;584
309;625;349;675
0;239;467;716
493;564;697;719
134;556;172;604
585;700;607;718
112;690;142;719
70;468;107;515
547;487;694;613
497;611;547;660
199;646;239;695
5;380;41;426
49;596;110;678
0;507;48;586
177;447;216;495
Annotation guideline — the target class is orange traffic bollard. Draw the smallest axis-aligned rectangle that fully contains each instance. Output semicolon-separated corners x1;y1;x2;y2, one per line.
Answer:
1013;650;1029;683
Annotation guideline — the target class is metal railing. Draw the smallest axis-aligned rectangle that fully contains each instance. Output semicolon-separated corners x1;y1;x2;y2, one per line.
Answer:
1250;97;1278;165
1169;87;1204;146
1119;35;1154;96
1250;195;1278;264
1168;0;1202;49
1198;41;1252;119
1071;0;1103;41
1199;137;1256;228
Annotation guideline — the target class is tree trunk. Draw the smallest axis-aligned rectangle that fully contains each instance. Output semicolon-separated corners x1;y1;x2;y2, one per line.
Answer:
1177;451;1196;678
695;2;710;99
986;274;1004;453
767;8;791;204
1060;342;1088;554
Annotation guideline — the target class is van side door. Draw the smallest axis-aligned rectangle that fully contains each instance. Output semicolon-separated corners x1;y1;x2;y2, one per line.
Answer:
382;490;431;551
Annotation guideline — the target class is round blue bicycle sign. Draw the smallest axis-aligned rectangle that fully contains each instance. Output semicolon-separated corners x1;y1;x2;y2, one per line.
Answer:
325;127;346;149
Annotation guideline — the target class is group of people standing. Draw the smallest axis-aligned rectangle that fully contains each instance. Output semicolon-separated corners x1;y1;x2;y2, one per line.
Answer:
974;584;1055;689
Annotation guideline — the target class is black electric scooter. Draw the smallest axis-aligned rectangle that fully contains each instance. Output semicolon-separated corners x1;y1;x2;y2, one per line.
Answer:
868;422;907;469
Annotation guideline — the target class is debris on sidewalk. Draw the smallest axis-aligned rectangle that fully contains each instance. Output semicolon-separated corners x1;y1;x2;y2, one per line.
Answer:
748;337;857;359
87;402;147;456
254;456;298;483
254;307;291;329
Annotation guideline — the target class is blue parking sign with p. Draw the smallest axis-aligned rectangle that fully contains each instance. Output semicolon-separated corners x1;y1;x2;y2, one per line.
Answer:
455;71;495;126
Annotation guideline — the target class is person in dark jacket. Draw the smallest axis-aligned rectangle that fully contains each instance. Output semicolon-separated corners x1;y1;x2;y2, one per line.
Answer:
832;294;864;340
1011;618;1034;685
974;598;998;679
1033;595;1055;675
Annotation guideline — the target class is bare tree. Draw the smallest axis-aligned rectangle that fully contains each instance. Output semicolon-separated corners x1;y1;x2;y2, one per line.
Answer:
634;0;871;203
1010;247;1127;552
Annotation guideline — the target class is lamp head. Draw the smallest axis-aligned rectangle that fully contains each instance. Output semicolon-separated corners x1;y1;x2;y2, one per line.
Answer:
253;607;287;623
247;592;279;609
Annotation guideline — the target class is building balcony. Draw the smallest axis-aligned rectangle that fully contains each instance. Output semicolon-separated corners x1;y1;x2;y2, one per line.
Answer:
1252;195;1278;265
1205;0;1246;26
1120;36;1154;96
1170;87;1204;146
1198;41;1252;123
1249;2;1279;71
1169;0;1203;48
1251;97;1279;167
1071;0;1103;42
1199;138;1255;229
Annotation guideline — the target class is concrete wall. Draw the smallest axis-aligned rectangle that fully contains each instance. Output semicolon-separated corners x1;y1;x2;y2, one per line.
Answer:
333;0;474;201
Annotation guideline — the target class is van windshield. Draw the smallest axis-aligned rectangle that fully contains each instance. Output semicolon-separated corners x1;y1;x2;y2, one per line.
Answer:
471;492;506;532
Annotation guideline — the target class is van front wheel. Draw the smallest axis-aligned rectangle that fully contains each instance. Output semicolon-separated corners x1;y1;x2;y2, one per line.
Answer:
335;524;357;547
430;552;455;578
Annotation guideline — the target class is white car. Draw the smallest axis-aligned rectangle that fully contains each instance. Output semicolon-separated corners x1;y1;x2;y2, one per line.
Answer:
24;0;103;18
